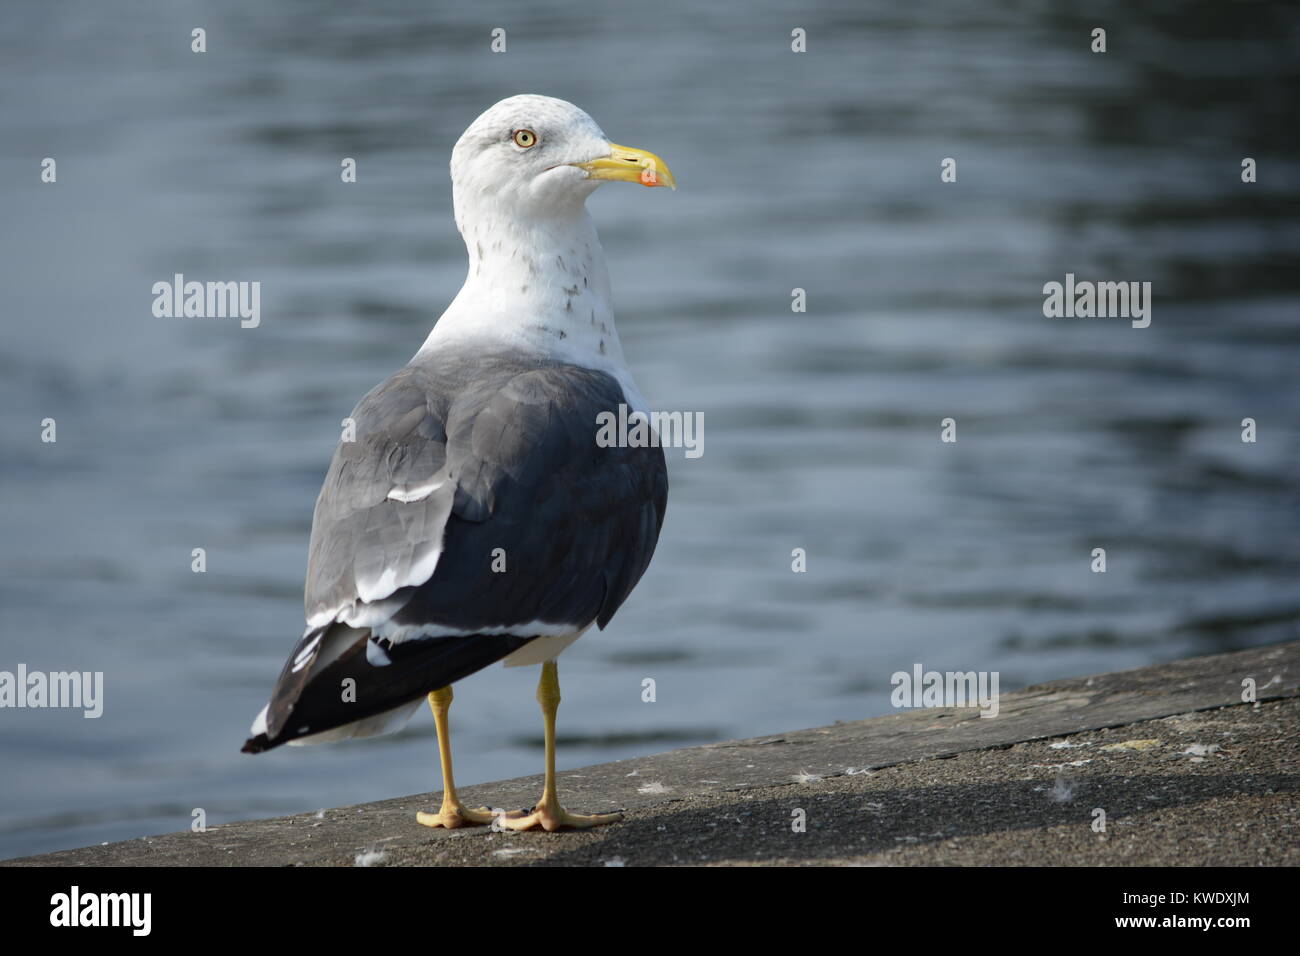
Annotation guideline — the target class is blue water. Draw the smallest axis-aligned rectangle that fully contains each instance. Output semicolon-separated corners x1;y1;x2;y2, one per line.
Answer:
2;0;1298;860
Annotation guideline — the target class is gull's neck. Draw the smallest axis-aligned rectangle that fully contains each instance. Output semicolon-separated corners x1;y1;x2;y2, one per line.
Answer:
418;203;636;388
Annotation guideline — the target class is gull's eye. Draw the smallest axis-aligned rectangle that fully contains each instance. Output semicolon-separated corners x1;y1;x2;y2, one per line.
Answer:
512;128;538;149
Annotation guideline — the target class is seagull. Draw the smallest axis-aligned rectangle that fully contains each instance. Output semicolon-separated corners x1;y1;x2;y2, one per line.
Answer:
242;95;673;832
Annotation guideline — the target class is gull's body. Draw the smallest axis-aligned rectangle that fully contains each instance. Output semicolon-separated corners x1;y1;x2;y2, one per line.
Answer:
242;95;674;831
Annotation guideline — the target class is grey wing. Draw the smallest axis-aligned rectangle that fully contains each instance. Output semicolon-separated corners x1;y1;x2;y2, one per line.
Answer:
388;361;668;633
303;368;456;628
244;356;667;752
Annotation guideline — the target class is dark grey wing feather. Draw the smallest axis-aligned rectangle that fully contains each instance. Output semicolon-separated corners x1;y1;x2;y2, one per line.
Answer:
391;362;668;632
245;351;667;752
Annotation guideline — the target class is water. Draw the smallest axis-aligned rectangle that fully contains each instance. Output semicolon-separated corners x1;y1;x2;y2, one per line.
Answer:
2;0;1298;860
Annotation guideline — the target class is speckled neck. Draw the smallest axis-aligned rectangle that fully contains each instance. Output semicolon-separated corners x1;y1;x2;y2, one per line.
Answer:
417;204;642;409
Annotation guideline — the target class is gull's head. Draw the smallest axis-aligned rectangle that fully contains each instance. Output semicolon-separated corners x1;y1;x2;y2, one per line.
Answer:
450;94;675;227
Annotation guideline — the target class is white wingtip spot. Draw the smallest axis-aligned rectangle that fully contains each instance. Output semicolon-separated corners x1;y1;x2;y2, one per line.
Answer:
386;479;445;504
365;639;393;667
249;704;269;736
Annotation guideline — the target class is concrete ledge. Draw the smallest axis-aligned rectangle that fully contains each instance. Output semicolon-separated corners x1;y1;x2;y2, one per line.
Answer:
7;641;1298;866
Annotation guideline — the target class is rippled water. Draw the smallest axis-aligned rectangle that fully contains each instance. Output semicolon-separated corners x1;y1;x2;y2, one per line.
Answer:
2;1;1298;859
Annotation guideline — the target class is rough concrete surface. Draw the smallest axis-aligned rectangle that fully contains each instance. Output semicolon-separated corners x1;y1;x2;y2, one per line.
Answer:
6;641;1297;867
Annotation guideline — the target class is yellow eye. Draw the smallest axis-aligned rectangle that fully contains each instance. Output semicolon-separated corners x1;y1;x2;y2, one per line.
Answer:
513;129;537;148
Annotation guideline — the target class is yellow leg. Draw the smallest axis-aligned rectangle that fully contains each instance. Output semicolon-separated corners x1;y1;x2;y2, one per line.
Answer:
416;685;496;828
500;660;623;832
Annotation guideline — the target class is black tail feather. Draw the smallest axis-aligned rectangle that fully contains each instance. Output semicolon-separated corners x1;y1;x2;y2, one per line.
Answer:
242;629;534;753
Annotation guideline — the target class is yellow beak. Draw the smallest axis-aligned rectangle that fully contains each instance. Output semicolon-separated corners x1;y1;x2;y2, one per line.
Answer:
571;142;676;190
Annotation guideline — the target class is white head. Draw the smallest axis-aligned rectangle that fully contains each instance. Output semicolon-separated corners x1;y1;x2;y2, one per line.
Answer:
424;95;673;405
450;94;675;230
